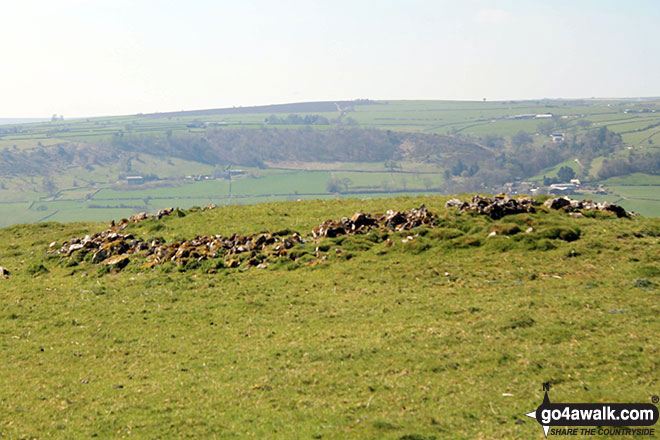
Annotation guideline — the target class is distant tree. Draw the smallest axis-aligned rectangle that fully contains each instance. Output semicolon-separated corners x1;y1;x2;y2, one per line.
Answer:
555;116;569;129
326;179;341;193
339;177;352;192
42;177;57;195
467;163;480;177
538;119;556;135
483;134;505;149
384;160;401;171
511;130;533;149
577;119;592;129
451;159;467;176
557;166;576;182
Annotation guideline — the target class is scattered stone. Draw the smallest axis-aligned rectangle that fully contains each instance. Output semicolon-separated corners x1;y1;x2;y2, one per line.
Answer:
109;207;175;230
312;205;435;238
632;278;656;289
447;195;537;219
447;195;629;218
544;197;571;210
544;197;628;217
49;196;631;273
600;201;628;218
445;198;468;209
50;226;305;270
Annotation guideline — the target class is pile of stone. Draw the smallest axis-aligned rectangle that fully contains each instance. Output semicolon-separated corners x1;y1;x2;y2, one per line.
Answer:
49;228;306;270
445;194;538;219
312;205;436;238
109;207;175;229
109;204;219;230
51;204;438;270
49;231;149;263
543;197;628;218
143;232;305;268
445;194;630;219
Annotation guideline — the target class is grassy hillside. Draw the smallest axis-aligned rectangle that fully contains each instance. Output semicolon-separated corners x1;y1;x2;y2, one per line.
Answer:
1;195;659;438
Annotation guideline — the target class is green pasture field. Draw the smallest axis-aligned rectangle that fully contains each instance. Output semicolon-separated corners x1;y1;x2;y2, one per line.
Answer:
0;203;46;225
606;186;660;202
332;171;443;191
1;195;659;438
622;129;660;146
4;99;659;152
0;168;446;227
600;173;660;186
602;116;660;133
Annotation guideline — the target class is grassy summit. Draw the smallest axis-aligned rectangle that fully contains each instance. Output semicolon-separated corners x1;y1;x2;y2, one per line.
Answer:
1;195;659;439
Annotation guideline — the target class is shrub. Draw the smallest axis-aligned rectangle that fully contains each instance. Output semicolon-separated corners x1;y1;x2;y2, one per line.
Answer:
342;237;373;251
539;227;580;242
27;263;49;276
637;265;660;277
429;228;463;240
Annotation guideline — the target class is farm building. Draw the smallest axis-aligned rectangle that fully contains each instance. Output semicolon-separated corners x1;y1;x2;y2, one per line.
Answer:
125;176;144;185
548;183;576;195
551;133;565;143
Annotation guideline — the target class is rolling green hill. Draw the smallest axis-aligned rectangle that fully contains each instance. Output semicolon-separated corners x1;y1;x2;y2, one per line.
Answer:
1;195;659;438
2;99;660;226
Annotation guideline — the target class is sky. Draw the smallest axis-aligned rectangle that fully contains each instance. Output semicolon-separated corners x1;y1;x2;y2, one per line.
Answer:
1;0;659;117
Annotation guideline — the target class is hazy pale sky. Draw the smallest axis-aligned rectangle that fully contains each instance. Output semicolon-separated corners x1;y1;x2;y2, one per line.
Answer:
2;0;659;117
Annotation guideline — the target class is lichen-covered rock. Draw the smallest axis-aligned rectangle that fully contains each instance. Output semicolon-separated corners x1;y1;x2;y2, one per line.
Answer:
105;255;130;270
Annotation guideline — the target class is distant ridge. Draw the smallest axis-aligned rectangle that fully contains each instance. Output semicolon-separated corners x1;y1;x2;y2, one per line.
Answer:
0;118;47;126
136;99;381;118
